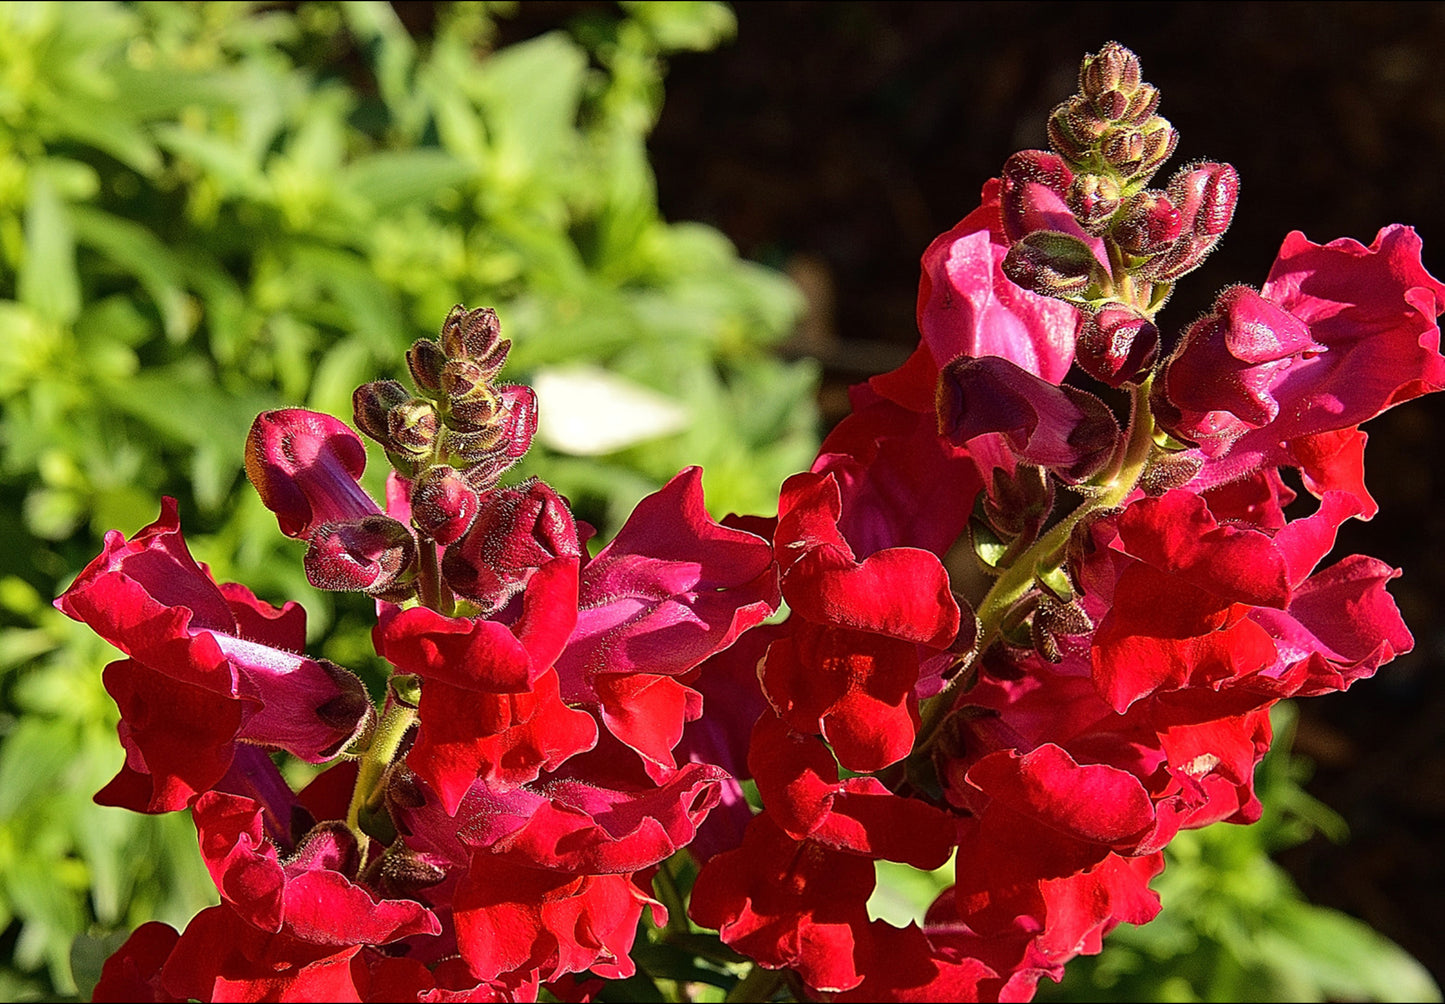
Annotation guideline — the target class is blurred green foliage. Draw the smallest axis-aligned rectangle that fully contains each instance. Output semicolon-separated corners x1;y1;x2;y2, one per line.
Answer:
0;2;815;997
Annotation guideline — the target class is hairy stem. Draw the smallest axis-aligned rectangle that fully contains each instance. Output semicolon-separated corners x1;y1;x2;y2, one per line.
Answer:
345;702;418;854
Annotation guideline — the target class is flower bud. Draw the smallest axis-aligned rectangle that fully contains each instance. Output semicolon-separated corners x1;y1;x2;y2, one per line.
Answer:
982;464;1054;545
439;304;504;363
304;515;418;596
406;338;446;394
376;846;448;899
1047;96;1107;165
1134;163;1239;282
1100;126;1145;177
1122;83;1161;126
1113;190;1182;256
1169;160;1239;239
387;399;440;458
353;380;410;447
1031;596;1094;664
1077;304;1160;387
1066;174;1122;234
1000;150;1074;243
1136;116;1179;181
289;820;362;879
1001;230;1104;298
1080;42;1142;104
441;478;581;613
497;384;538;461
411;465;480;545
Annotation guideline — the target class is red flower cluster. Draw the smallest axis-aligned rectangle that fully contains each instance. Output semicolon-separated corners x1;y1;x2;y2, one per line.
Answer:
60;42;1442;1004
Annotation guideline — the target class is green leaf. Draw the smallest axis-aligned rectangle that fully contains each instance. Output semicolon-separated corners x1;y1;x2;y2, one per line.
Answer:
69;206;192;341
18;172;80;325
621;1;736;52
343;150;477;215
1256;901;1441;1003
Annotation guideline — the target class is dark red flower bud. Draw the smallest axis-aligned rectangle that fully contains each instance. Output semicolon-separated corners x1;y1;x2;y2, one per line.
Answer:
353;380;410;446
1113;190;1183;255
1080;41;1142;102
1067;174;1122;234
441;478;580;613
405;338;446;394
376;846;448;900
1169;160;1240;239
1001;230;1104;298
1077;304;1160;387
410;465;480;545
1132;164;1238;282
304;515;418;595
438;305;504;362
497;384;538;461
1000;150;1075;244
288;820;362;879
387;399;440;457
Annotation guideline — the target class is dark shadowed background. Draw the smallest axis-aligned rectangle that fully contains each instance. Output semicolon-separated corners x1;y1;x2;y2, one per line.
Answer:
492;0;1445;984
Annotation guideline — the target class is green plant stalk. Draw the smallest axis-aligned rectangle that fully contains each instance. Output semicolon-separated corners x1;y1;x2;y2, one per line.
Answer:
726;963;786;1003
655;855;692;937
345;702;419;853
915;374;1157;752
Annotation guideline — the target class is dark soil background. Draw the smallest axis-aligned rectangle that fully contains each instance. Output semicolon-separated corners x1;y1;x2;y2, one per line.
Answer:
498;1;1445;986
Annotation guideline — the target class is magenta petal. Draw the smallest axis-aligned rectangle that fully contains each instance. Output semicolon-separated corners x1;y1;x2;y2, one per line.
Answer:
937;354;1120;481
245;409;380;539
559;468;780;688
216;638;373;762
1168;226;1445;490
1251;554;1412;696
917;180;1082;383
467;762;727;875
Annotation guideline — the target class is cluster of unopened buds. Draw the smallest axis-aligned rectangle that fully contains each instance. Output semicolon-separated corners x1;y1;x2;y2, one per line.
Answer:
64;43;1443;1003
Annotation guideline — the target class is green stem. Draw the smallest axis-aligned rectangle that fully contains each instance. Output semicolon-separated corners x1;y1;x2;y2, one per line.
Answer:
345;702;418;853
726;964;786;1003
416;536;455;615
915;374;1157;750
654;855;691;936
